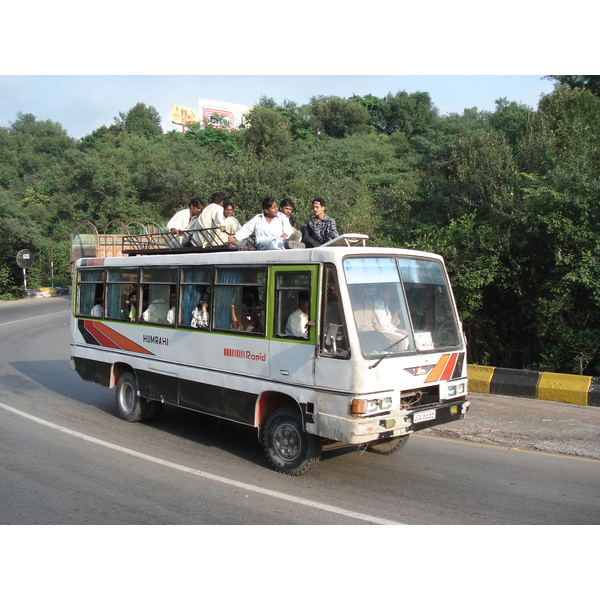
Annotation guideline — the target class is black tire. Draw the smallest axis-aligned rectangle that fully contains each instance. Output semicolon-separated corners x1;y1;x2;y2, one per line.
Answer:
366;435;409;455
145;400;164;421
115;372;149;422
263;408;322;476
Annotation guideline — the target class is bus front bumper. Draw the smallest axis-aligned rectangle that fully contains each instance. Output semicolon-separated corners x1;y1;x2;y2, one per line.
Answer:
311;397;470;445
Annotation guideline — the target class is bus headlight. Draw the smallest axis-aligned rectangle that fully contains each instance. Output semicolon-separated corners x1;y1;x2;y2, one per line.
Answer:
351;397;393;415
380;397;392;410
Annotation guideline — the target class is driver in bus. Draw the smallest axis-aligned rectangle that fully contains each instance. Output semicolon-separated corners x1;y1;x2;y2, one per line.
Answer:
285;292;309;338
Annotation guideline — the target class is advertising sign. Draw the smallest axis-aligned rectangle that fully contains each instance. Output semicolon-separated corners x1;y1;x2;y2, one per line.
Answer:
171;103;198;125
198;98;252;130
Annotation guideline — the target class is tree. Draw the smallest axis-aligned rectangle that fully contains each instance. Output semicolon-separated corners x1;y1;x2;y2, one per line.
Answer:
488;98;535;150
354;91;438;136
307;96;370;138
184;123;240;156
242;107;293;159
115;103;162;138
545;75;600;97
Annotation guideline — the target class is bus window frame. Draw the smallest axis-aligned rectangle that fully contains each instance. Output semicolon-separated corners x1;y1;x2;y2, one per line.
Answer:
269;265;318;343
77;268;105;318
213;265;267;335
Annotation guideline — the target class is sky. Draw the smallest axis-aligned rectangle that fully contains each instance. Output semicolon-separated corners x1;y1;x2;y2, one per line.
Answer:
0;74;557;140
0;4;592;573
1;2;591;141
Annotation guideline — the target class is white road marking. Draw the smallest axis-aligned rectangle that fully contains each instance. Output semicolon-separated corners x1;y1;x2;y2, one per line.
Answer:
0;402;404;525
0;309;71;327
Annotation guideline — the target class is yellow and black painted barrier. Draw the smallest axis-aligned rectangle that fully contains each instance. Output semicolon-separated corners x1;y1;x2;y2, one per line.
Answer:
468;364;600;407
24;286;71;298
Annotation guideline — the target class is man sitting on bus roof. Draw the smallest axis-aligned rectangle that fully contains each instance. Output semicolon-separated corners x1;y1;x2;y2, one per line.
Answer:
228;197;305;250
190;192;228;247
167;197;203;245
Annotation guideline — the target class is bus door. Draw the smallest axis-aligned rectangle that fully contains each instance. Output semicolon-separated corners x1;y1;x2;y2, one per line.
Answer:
268;265;318;386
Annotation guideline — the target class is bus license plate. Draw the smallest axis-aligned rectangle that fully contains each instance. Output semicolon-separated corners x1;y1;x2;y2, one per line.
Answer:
413;409;436;424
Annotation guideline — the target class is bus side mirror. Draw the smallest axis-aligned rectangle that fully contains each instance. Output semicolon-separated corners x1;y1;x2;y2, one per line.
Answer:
325;323;340;354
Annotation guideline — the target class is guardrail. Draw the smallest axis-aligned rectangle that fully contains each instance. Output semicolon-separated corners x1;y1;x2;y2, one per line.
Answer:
468;364;600;407
24;286;71;298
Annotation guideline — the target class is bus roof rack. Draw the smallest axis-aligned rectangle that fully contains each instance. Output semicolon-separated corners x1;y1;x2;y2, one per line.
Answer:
321;234;369;247
121;228;241;256
121;230;370;256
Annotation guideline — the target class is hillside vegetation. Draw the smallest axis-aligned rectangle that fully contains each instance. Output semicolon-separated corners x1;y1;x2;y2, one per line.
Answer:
1;76;599;375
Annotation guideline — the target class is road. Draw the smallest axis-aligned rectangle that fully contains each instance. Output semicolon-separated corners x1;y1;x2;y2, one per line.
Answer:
1;295;599;526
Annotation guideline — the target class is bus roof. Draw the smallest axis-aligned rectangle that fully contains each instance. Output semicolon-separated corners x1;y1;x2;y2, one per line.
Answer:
75;243;444;270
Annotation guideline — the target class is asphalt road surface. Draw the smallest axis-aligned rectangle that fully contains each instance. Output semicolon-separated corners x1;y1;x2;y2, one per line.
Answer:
1;295;599;526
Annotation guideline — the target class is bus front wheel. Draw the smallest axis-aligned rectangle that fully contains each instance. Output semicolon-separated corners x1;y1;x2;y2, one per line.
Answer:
365;435;409;455
115;372;158;422
263;408;322;476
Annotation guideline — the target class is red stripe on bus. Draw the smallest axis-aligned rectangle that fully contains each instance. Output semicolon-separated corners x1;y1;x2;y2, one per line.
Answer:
424;354;451;383
440;353;458;380
95;322;154;355
84;320;120;349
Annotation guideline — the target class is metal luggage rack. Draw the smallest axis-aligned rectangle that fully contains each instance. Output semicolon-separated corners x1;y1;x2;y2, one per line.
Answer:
121;231;369;256
122;227;237;256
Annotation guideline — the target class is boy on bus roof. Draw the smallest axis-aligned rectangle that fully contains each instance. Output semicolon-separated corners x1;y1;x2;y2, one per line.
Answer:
228;197;305;250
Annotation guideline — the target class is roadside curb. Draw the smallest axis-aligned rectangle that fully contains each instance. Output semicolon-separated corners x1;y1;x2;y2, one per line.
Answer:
24;286;71;298
468;364;600;407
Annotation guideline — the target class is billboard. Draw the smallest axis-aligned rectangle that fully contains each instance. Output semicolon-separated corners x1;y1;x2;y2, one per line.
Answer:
171;103;198;126
198;98;252;130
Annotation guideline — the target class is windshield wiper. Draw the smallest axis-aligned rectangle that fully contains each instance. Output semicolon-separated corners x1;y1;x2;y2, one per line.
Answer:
368;334;408;369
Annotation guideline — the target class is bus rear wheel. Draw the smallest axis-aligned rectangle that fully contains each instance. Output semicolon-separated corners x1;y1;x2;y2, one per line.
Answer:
365;435;409;455
263;408;322;476
115;372;160;422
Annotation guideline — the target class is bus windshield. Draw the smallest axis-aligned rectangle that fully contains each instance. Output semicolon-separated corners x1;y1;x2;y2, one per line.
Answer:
345;256;460;357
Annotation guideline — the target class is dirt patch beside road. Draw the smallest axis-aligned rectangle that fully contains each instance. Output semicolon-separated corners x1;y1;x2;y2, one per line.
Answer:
419;393;600;460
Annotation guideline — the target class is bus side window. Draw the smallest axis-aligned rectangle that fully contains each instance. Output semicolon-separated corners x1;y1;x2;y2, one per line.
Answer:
214;267;266;334
77;269;105;317
141;268;177;325
274;271;312;339
181;267;213;330
321;265;349;357
105;269;138;321
141;286;168;323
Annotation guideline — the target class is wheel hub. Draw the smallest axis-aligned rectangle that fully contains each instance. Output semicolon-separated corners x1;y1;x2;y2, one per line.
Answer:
273;423;301;461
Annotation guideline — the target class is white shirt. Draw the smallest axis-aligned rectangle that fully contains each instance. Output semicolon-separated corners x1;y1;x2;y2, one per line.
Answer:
235;212;293;247
167;306;175;325
224;215;241;234
198;203;226;230
374;298;396;333
285;308;308;338
167;208;192;232
142;299;168;323
216;215;242;244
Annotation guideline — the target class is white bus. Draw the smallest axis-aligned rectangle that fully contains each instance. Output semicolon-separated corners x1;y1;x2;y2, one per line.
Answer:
70;234;469;475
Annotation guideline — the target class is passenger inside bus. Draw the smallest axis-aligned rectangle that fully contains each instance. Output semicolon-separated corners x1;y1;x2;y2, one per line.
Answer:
166;288;177;325
127;290;138;322
285;291;309;338
91;299;103;317
142;286;170;324
190;291;209;328
230;293;263;333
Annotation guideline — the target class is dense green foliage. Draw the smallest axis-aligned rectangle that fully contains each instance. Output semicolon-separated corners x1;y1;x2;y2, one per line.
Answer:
1;81;599;375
